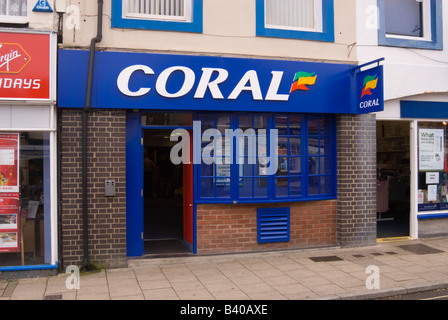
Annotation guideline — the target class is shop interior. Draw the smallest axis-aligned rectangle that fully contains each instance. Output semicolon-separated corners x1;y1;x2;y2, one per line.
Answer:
376;121;410;238
143;130;191;256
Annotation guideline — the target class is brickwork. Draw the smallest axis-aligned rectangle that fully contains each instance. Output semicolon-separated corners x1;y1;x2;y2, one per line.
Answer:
336;114;377;247
58;110;377;266
196;200;337;254
60;109;127;269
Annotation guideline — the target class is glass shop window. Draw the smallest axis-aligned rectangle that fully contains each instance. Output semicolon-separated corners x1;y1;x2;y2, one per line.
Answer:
195;113;336;203
417;122;448;212
0;132;52;267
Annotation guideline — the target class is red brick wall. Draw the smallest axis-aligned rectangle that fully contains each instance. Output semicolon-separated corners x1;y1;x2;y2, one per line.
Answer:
196;200;337;254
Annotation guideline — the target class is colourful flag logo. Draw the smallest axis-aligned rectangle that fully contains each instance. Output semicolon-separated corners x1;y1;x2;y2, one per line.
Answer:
361;74;378;99
290;71;317;93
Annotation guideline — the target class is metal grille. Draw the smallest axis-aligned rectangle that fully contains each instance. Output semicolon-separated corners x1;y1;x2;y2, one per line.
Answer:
257;207;290;243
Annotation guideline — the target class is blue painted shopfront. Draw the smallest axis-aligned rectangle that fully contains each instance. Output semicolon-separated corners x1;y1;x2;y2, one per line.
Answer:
58;50;383;257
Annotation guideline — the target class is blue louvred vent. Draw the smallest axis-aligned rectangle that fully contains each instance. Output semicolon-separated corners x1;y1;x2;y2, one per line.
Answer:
257;207;290;243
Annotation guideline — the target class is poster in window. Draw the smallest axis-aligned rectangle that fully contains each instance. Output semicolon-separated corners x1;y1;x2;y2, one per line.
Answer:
0;134;19;193
419;129;444;171
0;193;20;253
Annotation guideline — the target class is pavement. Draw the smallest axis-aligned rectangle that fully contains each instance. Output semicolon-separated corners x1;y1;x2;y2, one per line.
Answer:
1;236;448;301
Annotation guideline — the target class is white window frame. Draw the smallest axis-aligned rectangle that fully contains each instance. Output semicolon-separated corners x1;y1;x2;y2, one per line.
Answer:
122;0;192;23
385;0;432;42
264;0;323;33
0;0;28;24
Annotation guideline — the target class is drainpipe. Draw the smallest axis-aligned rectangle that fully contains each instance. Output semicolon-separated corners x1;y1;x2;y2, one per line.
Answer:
82;0;103;268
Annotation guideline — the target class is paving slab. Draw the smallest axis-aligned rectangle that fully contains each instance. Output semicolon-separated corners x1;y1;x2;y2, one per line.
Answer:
2;237;448;301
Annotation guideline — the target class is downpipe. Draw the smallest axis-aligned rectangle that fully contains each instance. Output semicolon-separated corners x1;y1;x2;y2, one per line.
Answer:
82;0;103;269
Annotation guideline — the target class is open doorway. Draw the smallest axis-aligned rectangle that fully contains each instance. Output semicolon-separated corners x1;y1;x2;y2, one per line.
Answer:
376;121;411;238
143;129;192;255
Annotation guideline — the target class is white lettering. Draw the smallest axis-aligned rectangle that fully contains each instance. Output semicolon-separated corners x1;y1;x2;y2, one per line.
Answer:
13;78;22;89
0;78;41;90
3;78;12;88
365;5;379;30
194;68;228;99
0;49;21;72
265;71;289;101
32;79;41;89
156;66;195;98
359;98;379;109
117;65;292;102
66;5;81;30
170;129;191;165
23;78;32;89
117;65;154;97
228;70;263;101
180;304;214;317
365;265;380;290
65;265;80;290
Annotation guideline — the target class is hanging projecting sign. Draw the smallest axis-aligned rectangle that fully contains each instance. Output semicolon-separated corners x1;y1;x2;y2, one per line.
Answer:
58;50;383;114
0;31;53;101
355;65;384;114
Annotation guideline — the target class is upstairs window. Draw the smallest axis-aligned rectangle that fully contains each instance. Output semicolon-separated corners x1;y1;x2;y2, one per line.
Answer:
124;0;191;22
265;0;323;33
385;0;426;38
112;0;202;33
378;0;443;50
0;0;28;24
256;0;334;42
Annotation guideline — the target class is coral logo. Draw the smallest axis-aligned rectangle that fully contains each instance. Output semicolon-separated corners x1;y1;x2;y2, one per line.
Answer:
361;74;378;99
0;43;31;74
290;71;317;93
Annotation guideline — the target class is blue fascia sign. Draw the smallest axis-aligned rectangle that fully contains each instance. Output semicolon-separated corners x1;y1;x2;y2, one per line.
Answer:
57;49;383;115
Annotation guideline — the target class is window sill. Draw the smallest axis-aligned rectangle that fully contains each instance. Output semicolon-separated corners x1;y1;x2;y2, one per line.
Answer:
379;35;443;50
0;18;28;25
195;195;336;204
257;27;334;42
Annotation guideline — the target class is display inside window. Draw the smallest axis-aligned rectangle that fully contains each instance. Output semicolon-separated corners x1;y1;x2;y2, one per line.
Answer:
196;113;336;202
0;132;52;267
418;122;448;211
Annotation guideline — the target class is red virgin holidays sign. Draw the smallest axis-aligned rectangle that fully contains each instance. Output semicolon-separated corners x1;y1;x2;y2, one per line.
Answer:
0;31;52;101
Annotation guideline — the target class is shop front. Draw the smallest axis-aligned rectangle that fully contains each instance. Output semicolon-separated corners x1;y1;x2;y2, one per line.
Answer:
0;30;58;271
58;49;383;264
376;99;448;240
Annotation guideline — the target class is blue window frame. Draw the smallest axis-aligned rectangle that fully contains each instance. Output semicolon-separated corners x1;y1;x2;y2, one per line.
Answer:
195;113;336;203
256;0;334;42
111;0;203;33
275;115;303;198
378;0;443;50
